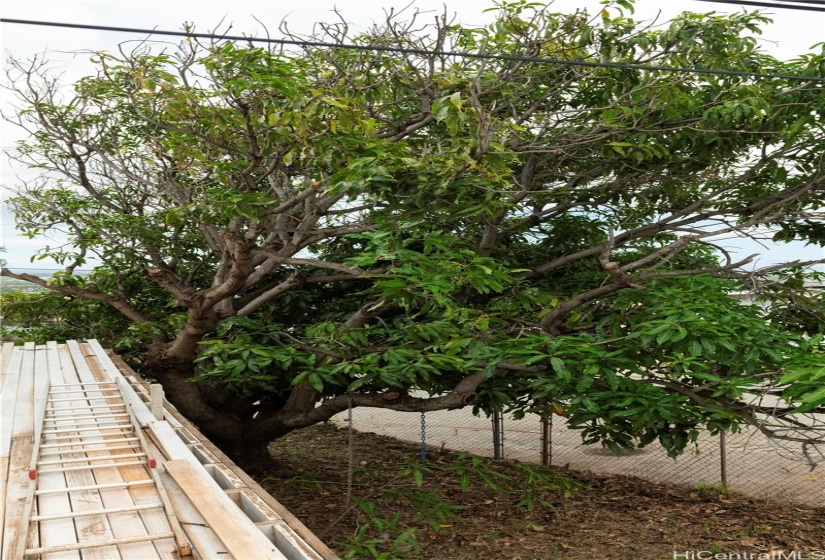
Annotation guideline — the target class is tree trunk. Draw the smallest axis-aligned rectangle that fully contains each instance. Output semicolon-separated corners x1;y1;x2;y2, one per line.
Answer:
208;434;279;474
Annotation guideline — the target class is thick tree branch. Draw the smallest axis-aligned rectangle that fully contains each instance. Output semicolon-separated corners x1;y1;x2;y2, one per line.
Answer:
280;371;487;429
0;268;159;337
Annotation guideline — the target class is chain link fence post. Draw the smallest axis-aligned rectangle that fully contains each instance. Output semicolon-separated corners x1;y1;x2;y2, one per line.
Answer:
719;431;728;487
492;410;504;460
540;415;552;466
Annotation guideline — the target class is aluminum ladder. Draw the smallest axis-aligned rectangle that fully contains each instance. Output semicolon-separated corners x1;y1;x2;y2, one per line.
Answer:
16;380;192;559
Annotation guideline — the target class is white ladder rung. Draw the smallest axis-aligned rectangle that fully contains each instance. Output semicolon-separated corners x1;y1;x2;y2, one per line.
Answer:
39;451;147;466
40;443;141;455
45;414;126;423
48;388;120;395
43;424;134;435
38;459;149;474
32;502;165;521
40;437;139;449
44;420;130;430
45;414;129;422
44;417;131;428
45;412;129;423
47;396;123;403
41;432;134;442
46;404;126;412
35;479;155;495
50;382;117;387
25;532;176;555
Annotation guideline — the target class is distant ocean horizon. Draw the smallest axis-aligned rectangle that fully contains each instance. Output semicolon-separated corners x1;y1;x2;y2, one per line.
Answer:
2;268;91;277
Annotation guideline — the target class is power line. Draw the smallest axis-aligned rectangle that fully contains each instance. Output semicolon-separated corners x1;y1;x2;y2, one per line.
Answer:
1;18;824;83
1;268;93;272
694;0;825;11
0;268;95;275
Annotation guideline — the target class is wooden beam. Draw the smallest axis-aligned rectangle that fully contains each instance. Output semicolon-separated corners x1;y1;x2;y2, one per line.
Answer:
0;343;24;552
164;459;288;560
1;437;34;560
149;385;165;421
11;371;49;560
0;342;14;387
1;342;35;560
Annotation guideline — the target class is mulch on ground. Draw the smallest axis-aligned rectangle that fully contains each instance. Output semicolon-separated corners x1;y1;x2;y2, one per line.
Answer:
259;424;825;560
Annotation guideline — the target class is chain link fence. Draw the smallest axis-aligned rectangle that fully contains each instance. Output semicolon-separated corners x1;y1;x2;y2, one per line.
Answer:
336;405;825;507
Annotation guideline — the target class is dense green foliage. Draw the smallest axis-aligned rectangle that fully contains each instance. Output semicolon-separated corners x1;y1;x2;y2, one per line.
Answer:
3;0;825;456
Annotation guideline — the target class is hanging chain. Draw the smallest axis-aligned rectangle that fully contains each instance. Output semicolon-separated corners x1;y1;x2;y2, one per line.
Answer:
419;411;427;464
346;397;354;505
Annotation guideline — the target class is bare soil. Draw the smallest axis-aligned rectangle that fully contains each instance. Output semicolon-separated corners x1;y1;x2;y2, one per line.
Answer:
259;424;825;560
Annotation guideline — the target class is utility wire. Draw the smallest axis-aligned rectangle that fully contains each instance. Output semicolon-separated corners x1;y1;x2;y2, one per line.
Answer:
694;0;825;11
1;267;93;272
1;18;824;83
766;0;825;4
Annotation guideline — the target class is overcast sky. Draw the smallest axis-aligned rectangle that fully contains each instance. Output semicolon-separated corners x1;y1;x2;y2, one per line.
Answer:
1;0;823;271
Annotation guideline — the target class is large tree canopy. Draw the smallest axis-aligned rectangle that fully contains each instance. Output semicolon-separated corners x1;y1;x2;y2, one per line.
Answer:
3;1;825;461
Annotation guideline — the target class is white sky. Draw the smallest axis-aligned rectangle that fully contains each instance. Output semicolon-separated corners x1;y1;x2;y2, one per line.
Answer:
0;0;823;271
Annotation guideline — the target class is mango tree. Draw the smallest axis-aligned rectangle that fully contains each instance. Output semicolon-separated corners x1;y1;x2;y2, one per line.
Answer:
3;1;825;462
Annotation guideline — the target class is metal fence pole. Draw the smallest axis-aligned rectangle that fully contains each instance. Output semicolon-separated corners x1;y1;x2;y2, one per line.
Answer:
492;411;504;460
720;431;728;487
540;416;552;466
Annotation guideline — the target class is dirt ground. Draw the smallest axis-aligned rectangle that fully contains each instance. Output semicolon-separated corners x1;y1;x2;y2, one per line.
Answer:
260;424;825;560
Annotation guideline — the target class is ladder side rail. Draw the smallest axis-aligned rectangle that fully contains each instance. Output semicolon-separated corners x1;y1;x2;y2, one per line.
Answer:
1;342;36;560
86;342;156;427
27;346;52;559
116;377;193;557
80;344;174;559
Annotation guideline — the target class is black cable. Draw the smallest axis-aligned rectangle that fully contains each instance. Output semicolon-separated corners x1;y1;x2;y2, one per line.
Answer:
1;18;824;83
774;0;825;4
0;268;93;272
694;0;825;12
